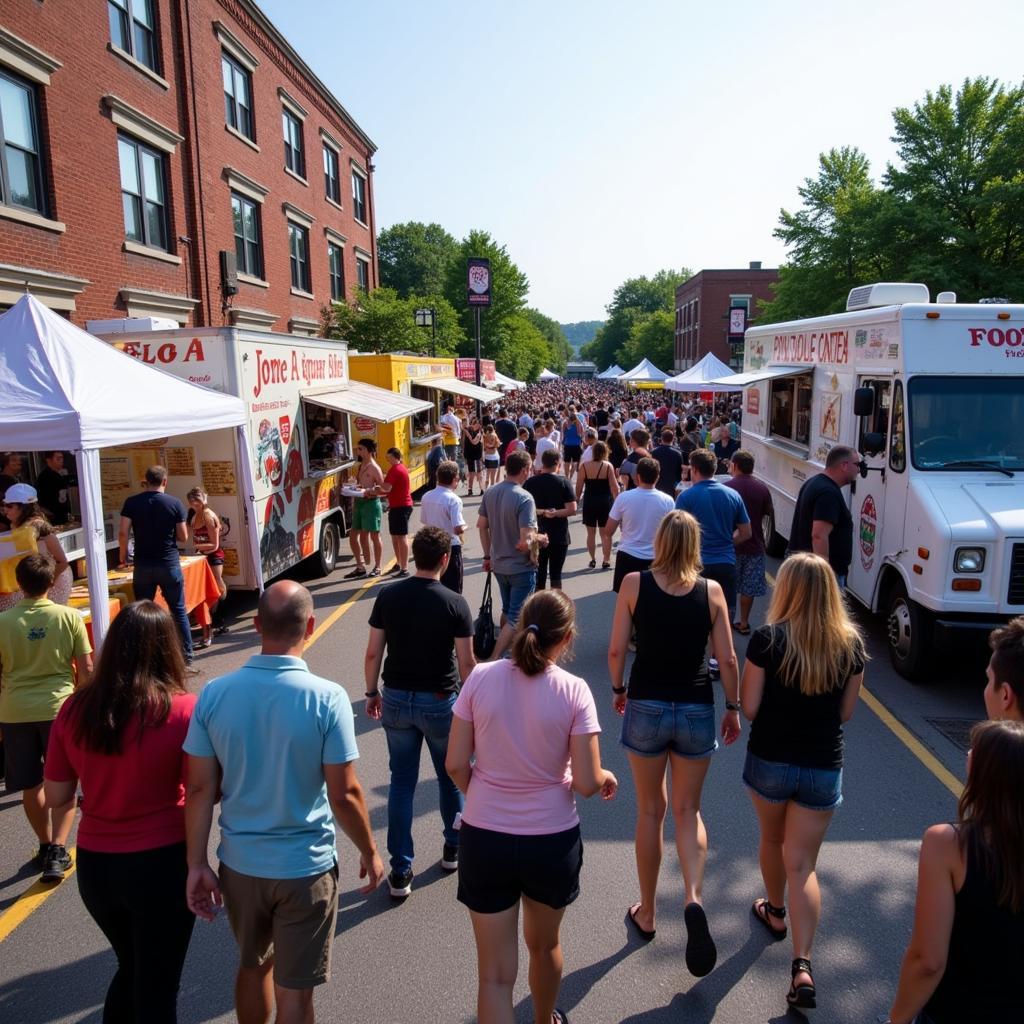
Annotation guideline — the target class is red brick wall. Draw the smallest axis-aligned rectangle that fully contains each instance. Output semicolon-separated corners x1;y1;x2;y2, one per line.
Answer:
0;0;377;329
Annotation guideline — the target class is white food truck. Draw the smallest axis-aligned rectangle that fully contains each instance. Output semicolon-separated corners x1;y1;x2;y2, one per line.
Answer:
720;283;1024;679
87;322;432;589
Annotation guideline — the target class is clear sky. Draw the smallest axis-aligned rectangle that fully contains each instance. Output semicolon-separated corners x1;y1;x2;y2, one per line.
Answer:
258;0;1024;323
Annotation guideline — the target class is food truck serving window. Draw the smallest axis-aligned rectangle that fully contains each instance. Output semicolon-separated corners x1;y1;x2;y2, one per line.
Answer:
303;401;351;474
769;372;813;446
410;384;438;441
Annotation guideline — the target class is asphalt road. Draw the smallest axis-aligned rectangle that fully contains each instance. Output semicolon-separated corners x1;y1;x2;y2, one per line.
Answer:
0;494;989;1024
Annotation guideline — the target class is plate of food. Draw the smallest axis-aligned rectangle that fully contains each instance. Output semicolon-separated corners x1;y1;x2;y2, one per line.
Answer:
340;485;365;498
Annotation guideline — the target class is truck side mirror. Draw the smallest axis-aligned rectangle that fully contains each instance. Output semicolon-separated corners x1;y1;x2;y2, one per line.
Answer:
854;387;875;417
863;431;885;457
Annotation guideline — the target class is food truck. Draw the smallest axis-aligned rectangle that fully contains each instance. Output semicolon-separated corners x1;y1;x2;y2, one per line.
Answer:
347;353;497;490
86;323;432;588
722;283;1024;679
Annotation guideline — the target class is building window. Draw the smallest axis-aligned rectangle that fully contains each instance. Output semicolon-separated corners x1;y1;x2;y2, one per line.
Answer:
351;170;366;223
323;145;340;204
283;108;305;178
729;295;751;314
355;255;369;291
289;222;310;291
222;52;254;141
0;71;46;215
118;133;168;250
328;242;344;300
231;192;262;278
108;0;158;72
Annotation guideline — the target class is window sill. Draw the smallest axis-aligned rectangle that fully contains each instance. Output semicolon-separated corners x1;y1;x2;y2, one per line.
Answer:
290;287;315;300
122;240;182;265
107;43;169;89
325;195;343;212
0;204;65;233
353;218;370;230
226;123;259;152
284;166;309;187
237;271;269;289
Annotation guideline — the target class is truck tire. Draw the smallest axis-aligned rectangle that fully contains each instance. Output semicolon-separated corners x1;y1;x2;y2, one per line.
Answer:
763;506;787;559
886;579;934;681
317;520;339;576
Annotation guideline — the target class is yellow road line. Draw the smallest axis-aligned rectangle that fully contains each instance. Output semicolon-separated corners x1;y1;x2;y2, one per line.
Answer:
0;561;391;944
0;849;77;943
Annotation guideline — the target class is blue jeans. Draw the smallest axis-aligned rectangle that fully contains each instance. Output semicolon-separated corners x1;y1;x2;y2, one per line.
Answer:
381;689;463;874
742;750;843;810
133;564;193;661
495;569;537;626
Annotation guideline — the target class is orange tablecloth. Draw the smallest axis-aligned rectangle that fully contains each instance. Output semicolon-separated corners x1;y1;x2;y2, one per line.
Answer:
94;556;222;628
81;599;122;646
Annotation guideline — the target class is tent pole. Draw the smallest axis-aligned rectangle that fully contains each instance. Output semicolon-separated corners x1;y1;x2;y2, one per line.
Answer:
75;449;111;648
235;425;264;593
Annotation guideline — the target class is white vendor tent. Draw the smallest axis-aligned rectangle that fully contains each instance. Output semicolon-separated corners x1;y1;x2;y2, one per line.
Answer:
665;352;738;392
0;294;256;647
618;357;670;385
537;368;560;381
492;370;526;391
596;364;624;380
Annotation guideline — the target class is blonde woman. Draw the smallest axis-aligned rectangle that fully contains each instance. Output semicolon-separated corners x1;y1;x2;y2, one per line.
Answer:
608;510;740;978
741;552;866;1010
575;440;619;569
186;488;227;646
481;425;501;490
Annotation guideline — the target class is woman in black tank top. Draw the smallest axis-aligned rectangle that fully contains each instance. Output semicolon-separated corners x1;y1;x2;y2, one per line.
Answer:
888;719;1024;1024
608;510;740;978
575;440;619;569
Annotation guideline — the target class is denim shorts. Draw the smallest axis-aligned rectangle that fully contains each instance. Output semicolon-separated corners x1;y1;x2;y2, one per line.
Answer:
495;569;537;626
742;750;843;810
620;700;718;759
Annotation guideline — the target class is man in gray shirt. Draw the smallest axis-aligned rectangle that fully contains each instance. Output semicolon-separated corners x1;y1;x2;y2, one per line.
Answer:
477;450;545;660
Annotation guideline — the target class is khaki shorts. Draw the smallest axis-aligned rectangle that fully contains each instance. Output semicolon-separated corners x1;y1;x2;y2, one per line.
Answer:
220;862;339;989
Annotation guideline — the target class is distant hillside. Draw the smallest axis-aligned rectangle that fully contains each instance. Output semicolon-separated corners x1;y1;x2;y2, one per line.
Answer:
560;320;604;355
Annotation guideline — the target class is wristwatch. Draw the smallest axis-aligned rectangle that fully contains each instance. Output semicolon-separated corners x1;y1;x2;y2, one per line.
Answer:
725;700;741;712
612;685;627;695
364;690;380;698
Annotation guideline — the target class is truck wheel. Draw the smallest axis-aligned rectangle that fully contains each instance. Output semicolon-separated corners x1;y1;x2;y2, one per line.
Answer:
317;520;339;576
886;580;934;681
763;507;787;559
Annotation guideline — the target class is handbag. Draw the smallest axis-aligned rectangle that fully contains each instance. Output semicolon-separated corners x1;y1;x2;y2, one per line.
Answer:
473;571;497;660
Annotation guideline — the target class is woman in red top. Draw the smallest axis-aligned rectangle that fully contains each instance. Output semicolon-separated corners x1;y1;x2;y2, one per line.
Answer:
44;601;197;1024
380;447;414;576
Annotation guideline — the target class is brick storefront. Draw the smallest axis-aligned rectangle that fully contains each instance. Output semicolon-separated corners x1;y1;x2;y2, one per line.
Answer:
0;0;376;333
674;265;779;372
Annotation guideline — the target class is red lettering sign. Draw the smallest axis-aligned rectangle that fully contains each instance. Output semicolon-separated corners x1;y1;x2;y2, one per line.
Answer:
969;326;1023;348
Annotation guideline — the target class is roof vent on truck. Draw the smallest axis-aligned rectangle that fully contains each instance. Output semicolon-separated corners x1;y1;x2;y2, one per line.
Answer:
846;282;930;311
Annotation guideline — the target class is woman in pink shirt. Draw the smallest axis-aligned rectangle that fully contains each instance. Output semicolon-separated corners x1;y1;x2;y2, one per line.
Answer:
44;601;197;1024
446;591;617;1024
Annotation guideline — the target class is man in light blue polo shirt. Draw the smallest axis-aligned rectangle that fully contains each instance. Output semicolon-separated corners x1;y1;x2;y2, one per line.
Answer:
675;448;751;621
185;581;383;1023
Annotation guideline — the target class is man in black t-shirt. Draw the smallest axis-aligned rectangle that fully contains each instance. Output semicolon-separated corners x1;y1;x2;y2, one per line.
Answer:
363;526;475;898
493;408;518;466
651;430;684;497
788;445;863;585
524;448;577;589
119;465;194;666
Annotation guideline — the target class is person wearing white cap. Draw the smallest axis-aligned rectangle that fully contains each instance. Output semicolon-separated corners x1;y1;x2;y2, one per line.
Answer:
0;483;73;612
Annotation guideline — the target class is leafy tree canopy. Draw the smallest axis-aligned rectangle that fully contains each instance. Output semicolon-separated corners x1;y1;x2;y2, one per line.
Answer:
377;222;459;299
322;289;464;356
561;320;604;353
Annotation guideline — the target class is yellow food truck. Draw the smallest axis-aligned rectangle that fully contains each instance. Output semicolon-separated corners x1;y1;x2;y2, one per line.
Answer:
348;354;497;490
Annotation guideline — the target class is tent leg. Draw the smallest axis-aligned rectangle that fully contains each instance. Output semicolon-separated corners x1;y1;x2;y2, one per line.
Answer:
75;449;111;648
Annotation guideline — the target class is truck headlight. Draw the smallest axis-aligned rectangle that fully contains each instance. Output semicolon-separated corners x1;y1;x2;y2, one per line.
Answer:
954;547;985;573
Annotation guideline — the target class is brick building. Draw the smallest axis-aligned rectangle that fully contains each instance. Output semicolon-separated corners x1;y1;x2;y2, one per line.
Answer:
674;263;779;372
0;0;377;334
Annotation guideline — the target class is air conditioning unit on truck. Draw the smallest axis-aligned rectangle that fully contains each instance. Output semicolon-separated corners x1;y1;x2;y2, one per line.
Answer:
716;283;1024;680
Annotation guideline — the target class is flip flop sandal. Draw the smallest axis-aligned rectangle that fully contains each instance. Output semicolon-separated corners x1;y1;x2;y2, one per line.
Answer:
751;898;787;940
684;902;717;977
626;903;656;941
732;622;751;635
552;1010;570;1024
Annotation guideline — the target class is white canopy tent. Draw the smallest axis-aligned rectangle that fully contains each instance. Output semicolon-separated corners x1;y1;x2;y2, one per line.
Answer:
665;352;738;392
596;364;624;380
0;295;255;647
492;370;526;391
618;358;670;385
537;368;560;381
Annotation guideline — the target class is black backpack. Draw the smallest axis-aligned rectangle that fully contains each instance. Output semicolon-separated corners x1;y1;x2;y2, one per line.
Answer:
473;571;497;660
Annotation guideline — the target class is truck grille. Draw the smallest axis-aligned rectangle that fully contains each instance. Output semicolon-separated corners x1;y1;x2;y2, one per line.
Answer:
1009;544;1024;605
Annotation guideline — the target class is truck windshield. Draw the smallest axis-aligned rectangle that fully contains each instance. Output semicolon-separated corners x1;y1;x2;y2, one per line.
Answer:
909;376;1024;471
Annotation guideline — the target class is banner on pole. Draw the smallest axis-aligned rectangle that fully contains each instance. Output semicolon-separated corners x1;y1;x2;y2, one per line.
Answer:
467;258;491;307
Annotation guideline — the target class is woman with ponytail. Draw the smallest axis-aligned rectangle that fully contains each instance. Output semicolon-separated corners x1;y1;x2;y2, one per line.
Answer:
446;590;617;1024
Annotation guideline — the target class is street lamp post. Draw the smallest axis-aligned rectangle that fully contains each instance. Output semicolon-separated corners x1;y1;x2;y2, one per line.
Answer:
413;307;436;357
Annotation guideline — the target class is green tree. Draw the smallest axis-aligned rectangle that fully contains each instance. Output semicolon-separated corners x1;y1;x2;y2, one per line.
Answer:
321;289;464;356
377;222;459;298
619;309;675;370
523;308;571;372
444;230;530;339
490;314;552;382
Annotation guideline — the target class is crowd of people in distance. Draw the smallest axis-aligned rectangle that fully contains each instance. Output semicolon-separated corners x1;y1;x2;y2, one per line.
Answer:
0;383;1022;1024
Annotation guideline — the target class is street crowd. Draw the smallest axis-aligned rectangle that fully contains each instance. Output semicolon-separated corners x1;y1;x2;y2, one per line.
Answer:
0;381;1022;1024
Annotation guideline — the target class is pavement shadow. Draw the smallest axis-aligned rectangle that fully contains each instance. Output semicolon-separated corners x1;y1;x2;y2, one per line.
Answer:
513;942;635;1021
0;948;110;1023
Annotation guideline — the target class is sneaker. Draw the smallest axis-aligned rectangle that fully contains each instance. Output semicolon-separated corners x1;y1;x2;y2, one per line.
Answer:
41;844;72;883
388;869;413;898
32;843;51;869
212;624;230;636
368;567;381;578
197;637;213;649
185;662;201;677
396;569;410;578
441;844;459;871
386;564;402;575
344;566;368;579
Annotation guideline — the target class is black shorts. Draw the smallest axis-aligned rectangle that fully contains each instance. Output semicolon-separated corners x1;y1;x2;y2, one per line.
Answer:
613;550;651;592
464;457;482;472
388;506;413;536
457;822;582;913
581;498;612;529
207;553;225;567
564;445;582;463
1;719;53;791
